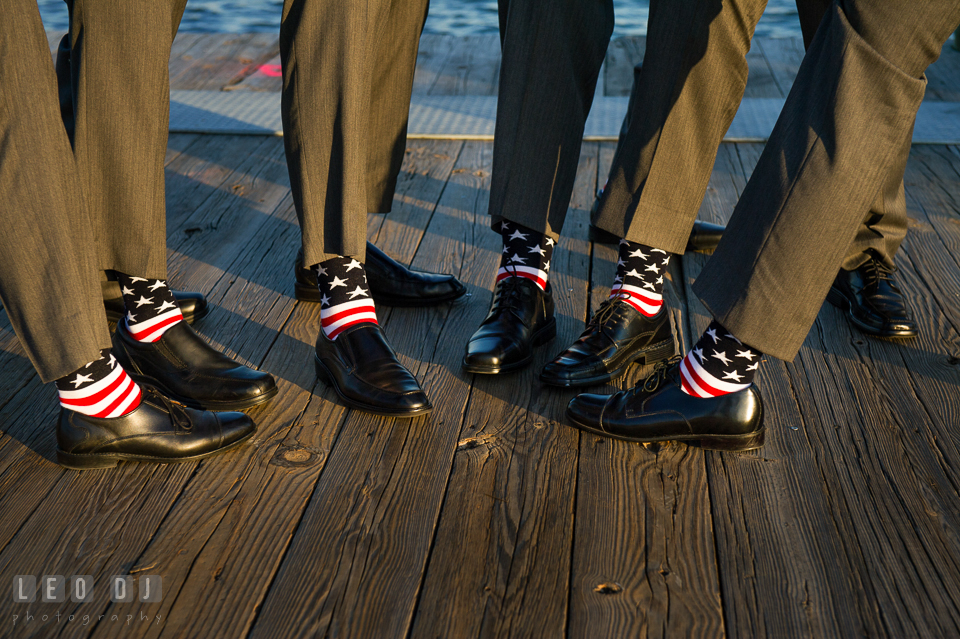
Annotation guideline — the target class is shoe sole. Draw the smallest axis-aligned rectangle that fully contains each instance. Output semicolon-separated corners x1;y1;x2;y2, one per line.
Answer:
56;429;255;470
297;281;467;307
314;355;433;418
461;317;557;375
566;408;766;452
826;287;918;338
125;372;279;412
105;304;209;326
539;337;675;388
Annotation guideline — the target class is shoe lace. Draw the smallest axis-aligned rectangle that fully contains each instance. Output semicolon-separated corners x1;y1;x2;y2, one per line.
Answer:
142;385;194;432
861;257;895;286
637;355;682;394
490;264;527;316
587;292;631;329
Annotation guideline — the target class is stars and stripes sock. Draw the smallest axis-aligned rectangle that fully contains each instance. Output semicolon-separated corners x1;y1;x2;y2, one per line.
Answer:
610;238;669;317
497;221;555;291
315;256;378;340
56;348;142;418
678;321;763;398
117;273;184;343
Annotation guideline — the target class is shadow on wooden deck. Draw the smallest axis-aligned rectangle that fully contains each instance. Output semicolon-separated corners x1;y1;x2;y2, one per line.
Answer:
0;135;959;638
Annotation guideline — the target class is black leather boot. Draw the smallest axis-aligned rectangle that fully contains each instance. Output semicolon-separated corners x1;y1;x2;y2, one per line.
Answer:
566;359;765;451
56;387;256;470
112;321;278;411
827;256;918;338
314;324;432;417
295;243;466;306
104;290;208;325
463;277;556;374
541;299;674;387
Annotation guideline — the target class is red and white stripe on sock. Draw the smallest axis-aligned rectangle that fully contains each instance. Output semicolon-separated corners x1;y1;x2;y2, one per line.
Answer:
316;256;378;340
117;274;184;343
609;238;669;317
678;321;762;398
496;221;555;291
56;348;142;418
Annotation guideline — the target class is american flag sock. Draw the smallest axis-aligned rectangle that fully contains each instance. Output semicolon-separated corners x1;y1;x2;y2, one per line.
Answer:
117;274;184;343
678;321;763;398
610;238;669;317
497;221;555;291
316;256;378;340
56;348;143;418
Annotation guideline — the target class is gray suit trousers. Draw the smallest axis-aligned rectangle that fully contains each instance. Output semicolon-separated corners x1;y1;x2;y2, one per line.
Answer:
280;0;429;266
694;0;960;360
64;0;187;280
0;1;111;382
597;0;908;269
489;0;614;238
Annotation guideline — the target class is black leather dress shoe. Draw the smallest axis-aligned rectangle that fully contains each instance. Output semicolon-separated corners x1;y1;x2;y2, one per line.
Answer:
56;387;255;470
314;323;432;417
588;191;725;252
295;243;467;307
827;257;918;338
540;299;674;387
112;321;278;411
566;359;765;451
463;277;556;374
104;290;208;325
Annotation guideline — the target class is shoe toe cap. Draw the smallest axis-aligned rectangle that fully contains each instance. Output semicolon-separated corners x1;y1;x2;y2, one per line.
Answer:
216;411;257;446
394;390;433;415
566;393;609;428
464;336;511;369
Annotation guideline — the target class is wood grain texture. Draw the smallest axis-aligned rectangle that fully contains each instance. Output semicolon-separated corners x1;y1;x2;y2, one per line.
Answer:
568;143;724;639
247;141;478;639
427;34;502;96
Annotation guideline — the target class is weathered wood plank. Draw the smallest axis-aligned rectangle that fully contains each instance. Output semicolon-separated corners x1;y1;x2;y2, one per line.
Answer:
407;143;593;639
427;34;501;95
248;142;485;639
413;34;459;95
754;37;805;98
216;33;281;90
168;33;243;89
682;143;873;638
923;45;960;102
221;53;282;92
567;143;724;638
744;38;786;98
603;37;645;98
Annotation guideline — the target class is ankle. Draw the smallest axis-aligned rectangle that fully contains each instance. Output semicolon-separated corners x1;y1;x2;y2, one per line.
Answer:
56;349;142;418
611;238;669;317
316;256;378;340
497;221;555;291
117;273;183;342
679;321;762;398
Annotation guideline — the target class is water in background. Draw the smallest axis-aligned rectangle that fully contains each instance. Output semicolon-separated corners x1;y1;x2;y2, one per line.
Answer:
38;0;802;38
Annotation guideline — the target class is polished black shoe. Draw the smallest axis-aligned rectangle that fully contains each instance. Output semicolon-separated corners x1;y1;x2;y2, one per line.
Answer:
588;190;725;253
540;299;674;387
463;276;556;374
112;321;278;411
295;243;467;307
314;323;432;418
104;290;208;325
827;257;918;338
56;387;255;470
566;359;765;451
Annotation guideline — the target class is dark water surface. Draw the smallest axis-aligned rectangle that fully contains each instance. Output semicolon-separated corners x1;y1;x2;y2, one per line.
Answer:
38;0;802;38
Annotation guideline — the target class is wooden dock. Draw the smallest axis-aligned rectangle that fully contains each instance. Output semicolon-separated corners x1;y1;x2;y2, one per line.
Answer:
2;33;959;638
